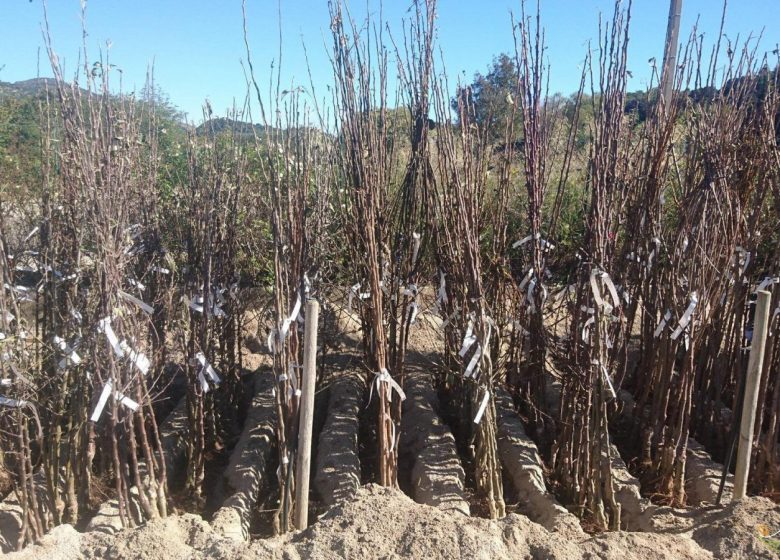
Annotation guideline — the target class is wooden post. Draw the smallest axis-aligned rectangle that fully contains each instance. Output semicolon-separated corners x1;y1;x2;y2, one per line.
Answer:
294;299;319;529
660;0;683;103
734;290;771;500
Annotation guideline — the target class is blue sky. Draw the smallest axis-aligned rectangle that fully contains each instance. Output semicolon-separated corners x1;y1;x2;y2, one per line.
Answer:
1;1;777;123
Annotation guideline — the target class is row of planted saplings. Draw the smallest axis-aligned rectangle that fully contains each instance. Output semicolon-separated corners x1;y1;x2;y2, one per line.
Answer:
0;41;250;550
324;0;780;532
2;0;780;550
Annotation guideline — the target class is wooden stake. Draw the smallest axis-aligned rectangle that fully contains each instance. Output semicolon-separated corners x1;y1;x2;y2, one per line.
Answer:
660;0;683;103
734;289;771;500
294;299;319;529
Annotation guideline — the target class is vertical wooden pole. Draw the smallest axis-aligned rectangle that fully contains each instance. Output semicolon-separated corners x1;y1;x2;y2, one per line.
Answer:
734;290;771;500
294;299;319;529
660;0;683;103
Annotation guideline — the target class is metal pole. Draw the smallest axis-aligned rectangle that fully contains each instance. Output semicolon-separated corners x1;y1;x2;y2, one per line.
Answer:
733;290;771;500
294;299;319;529
716;374;745;504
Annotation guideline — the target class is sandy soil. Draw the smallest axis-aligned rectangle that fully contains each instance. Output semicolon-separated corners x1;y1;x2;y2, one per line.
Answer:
7;485;779;559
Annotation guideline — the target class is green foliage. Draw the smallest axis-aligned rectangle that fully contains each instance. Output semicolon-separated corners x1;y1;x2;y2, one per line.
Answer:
762;537;780;555
624;90;652;122
454;53;522;142
0;92;43;201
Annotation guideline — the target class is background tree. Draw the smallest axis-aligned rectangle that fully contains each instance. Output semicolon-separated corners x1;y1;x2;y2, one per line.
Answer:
454;53;522;143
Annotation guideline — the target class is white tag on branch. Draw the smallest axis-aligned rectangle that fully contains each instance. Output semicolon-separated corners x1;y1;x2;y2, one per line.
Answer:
4;283;33;302
527;278;548;314
473;388;490;424
463;316;492;379
403;284;419;325
592;359;617;400
90;382;113;421
512;232;554;252
90;379;139;422
188;296;203;314
735;246;751;276
195;351;222;386
119;340;151;376
347;283;371;311
53;335;82;368
435;271;448;310
388;420;398;455
512;233;541;249
411;232;421;267
755;277;779;293
440;307;460;329
23;225;39;244
287;363;302;398
670;292;698;340
267;293;302;354
119;290;154;315
197;369;210;393
369;368;406;404
0;395;27;407
188;294;226;318
407;302;420;325
97;317;125;359
581;315;595;343
464;344;482;378
647;237;661;269
12;260;37;275
589;270;604;307
653;310;672;338
40;264;63;279
518;267;534;292
348;283;359;311
97;318;149;375
70;308;83;323
115;389;139;412
459;319;477;357
590;269;621;313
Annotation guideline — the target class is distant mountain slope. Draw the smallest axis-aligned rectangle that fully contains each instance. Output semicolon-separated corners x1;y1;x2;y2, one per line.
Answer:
0;77;59;95
195;117;265;139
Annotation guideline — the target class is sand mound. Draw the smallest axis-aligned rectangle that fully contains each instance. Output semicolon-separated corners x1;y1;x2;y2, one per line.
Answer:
6;485;779;559
690;497;780;559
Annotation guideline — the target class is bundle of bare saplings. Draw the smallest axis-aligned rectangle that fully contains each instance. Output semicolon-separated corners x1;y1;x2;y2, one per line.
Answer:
0;0;779;552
